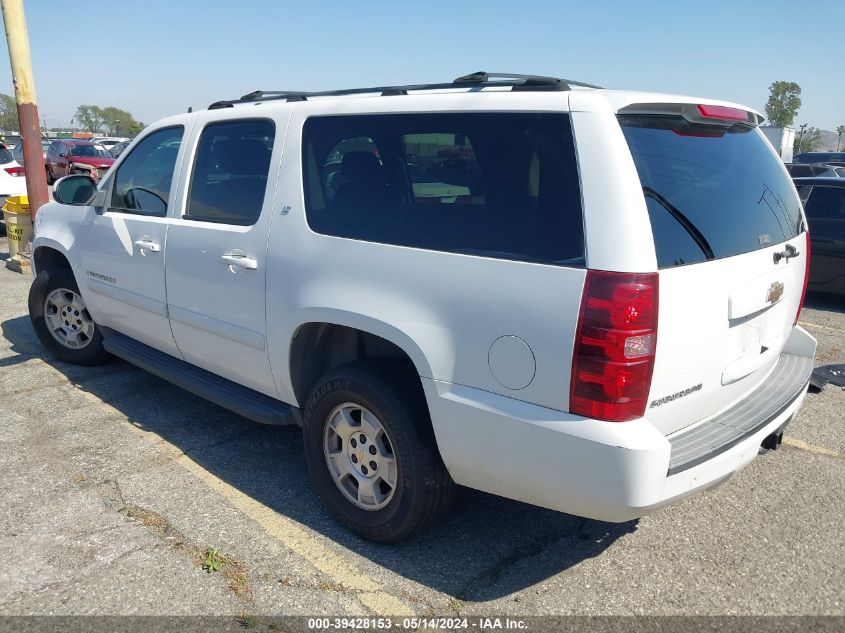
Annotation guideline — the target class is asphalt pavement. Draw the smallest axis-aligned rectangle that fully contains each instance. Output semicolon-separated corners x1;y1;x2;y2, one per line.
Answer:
0;239;843;619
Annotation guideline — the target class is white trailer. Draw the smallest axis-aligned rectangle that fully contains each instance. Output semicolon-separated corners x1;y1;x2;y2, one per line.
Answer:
760;126;795;162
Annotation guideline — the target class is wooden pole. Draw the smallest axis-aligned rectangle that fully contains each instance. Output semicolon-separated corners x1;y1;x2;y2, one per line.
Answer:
1;0;48;221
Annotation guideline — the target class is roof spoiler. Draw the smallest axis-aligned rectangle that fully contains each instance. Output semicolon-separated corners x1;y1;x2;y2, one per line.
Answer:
618;102;762;127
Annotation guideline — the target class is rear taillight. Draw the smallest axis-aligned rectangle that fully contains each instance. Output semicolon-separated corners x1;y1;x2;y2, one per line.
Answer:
4;166;25;177
795;231;811;325
570;270;659;422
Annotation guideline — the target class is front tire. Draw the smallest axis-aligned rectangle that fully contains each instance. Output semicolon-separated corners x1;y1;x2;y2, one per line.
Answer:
29;267;110;365
45;165;54;185
303;361;455;542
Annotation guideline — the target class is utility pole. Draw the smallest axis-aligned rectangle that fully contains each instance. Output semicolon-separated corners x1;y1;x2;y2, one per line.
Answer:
1;0;49;220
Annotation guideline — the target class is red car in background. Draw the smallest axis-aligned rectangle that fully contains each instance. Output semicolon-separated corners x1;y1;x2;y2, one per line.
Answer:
45;139;114;184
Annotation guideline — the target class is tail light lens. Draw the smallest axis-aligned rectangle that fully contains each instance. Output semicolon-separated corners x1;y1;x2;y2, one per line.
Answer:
696;104;750;122
795;231;811;325
4;166;25;177
570;270;659;422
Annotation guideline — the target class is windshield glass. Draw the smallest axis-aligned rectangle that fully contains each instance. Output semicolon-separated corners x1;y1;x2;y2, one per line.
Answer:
620;115;803;268
69;144;111;158
0;147;13;164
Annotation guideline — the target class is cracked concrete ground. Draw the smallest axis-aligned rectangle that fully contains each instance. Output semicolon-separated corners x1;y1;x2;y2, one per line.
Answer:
1;239;844;617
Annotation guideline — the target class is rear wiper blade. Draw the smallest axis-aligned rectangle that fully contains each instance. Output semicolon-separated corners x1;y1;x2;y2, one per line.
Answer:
643;187;715;261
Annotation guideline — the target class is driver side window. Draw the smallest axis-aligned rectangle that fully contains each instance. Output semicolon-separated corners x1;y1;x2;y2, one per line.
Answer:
110;126;183;216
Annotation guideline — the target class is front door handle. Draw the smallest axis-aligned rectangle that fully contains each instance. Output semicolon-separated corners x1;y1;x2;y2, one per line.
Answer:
221;252;258;270
134;239;161;253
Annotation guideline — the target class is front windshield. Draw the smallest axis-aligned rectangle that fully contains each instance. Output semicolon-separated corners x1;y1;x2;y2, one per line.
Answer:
69;144;111;158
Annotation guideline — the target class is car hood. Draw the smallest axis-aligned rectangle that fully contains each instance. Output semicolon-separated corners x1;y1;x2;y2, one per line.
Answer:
69;156;114;168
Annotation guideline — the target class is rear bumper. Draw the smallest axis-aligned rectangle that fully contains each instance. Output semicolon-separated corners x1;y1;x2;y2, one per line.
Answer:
425;326;816;522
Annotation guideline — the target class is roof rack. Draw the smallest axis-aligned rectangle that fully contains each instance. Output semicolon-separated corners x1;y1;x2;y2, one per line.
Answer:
207;71;601;110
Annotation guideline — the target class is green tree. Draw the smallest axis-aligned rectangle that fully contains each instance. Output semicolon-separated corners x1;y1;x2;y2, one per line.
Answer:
837;125;845;151
764;81;802;127
75;105;105;133
99;106;143;136
0;93;18;132
794;126;822;155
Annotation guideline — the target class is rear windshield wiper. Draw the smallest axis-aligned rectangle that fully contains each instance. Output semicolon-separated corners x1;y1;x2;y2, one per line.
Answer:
643;186;715;261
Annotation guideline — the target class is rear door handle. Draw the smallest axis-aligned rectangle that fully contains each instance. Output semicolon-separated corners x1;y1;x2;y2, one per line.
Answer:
221;252;258;270
134;239;161;253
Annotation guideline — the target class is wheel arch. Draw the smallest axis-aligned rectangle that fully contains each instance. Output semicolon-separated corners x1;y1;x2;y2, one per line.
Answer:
286;310;435;408
32;242;73;276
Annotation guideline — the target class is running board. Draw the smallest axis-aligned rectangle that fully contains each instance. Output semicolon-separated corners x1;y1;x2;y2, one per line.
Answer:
101;328;301;427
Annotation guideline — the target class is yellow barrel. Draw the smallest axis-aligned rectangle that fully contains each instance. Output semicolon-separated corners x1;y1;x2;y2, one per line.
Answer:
3;195;33;259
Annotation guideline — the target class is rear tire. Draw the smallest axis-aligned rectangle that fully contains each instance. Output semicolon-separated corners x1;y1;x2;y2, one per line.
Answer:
303;361;455;542
28;267;110;366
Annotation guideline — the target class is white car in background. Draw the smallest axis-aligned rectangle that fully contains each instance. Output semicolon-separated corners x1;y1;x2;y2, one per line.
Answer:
90;137;129;153
29;72;816;542
0;143;27;218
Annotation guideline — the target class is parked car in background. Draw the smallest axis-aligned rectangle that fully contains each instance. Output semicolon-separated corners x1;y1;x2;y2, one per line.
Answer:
786;163;839;178
1;134;22;148
109;140;131;158
90;137;129;153
11;139;50;167
793;152;845;167
793;177;845;297
45;140;115;184
0;143;28;230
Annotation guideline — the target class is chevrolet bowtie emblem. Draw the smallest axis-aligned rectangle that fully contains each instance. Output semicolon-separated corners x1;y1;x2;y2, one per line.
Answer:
766;281;785;304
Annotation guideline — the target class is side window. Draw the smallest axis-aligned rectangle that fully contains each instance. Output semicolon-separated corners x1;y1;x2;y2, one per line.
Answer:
402;133;482;205
322;136;377;203
109;126;183;216
805;187;845;220
302;113;584;266
185;119;275;226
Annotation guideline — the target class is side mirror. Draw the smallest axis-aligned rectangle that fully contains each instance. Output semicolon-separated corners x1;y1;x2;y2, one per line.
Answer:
58;152;67;158
53;175;97;206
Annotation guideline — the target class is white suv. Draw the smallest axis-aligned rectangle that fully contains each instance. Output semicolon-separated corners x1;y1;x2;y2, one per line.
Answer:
28;72;816;542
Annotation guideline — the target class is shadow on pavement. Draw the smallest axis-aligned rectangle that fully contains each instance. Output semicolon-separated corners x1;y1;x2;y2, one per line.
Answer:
805;292;845;314
1;314;636;601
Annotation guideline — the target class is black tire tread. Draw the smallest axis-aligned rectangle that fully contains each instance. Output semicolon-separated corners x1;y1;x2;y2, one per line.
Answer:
28;267;110;366
304;360;455;542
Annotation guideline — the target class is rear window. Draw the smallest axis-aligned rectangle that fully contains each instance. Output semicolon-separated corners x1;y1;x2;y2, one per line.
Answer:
620;116;803;268
302;113;584;266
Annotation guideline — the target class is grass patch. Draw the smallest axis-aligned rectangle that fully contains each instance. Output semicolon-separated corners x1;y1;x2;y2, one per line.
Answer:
118;503;252;603
202;547;223;573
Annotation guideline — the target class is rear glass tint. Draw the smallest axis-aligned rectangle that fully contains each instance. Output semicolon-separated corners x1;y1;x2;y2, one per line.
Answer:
620;116;803;268
303;113;584;266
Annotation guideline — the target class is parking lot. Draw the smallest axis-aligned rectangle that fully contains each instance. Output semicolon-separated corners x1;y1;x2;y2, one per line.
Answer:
0;238;843;618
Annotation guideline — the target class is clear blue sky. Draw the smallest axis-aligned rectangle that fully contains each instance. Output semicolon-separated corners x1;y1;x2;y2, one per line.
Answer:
2;0;843;131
